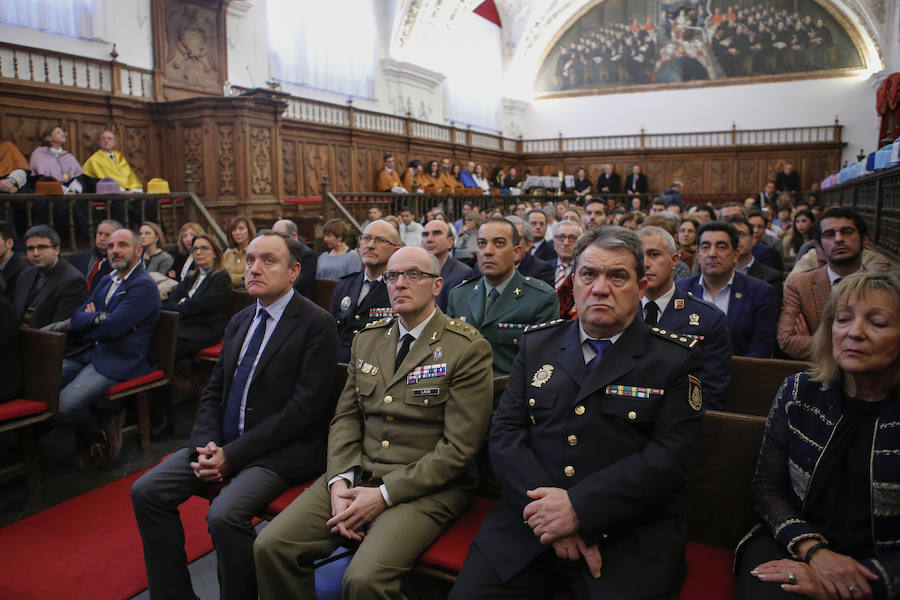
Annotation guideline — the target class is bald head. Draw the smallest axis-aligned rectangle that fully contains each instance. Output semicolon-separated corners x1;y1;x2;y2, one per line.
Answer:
272;219;299;240
359;219;401;276
422;219;453;261
385;246;442;327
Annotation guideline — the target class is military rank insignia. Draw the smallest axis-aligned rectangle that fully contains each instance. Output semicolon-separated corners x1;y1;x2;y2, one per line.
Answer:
407;363;446;384
674;298;685;309
531;364;554;388
340;296;351;311
688;375;702;411
369;307;392;319
688;313;700;326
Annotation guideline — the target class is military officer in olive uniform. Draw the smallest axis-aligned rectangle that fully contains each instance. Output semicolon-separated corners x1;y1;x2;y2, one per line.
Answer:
255;246;494;600
447;217;559;376
450;227;704;600
330;220;399;363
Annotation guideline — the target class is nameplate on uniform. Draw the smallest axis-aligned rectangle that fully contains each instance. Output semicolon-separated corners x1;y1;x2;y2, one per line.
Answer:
412;387;440;396
407;363;447;385
604;385;664;398
497;323;528;329
369;307;392;319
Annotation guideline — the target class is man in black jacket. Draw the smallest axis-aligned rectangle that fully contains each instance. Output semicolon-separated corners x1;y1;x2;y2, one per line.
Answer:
131;231;338;600
68;219;119;292
422;219;473;311
272;219;317;300
0;220;26;301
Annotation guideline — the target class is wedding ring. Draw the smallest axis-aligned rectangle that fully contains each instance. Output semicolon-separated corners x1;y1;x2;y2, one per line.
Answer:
786;571;797;585
849;585;860;594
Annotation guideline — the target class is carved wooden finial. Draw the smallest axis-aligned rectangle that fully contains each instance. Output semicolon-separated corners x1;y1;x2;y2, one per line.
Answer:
109;43;119;61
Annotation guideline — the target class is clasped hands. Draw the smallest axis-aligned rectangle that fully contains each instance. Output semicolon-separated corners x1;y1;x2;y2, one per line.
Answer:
523;487;603;578
191;442;229;482
327;479;387;542
752;545;879;599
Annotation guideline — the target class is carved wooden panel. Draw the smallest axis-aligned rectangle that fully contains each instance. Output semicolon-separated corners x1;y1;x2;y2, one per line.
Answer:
708;159;731;194
162;2;222;91
335;145;351;191
808;155;835;190
670;159;704;194
303;143;331;197
282;139;298;197
217;123;235;196
355;147;367;193
249;126;272;195
80;123;107;160
644;161;665;193
124;127;152;184
3;115;65;160
183;125;204;191
737;159;758;194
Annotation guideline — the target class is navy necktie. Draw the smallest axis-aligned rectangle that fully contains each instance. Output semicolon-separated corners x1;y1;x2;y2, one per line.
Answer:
644;301;659;326
223;308;270;442
585;339;613;373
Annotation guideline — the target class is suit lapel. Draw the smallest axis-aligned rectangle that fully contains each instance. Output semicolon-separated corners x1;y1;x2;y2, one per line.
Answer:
556;321;586;388
575;319;646;404
13;268;36;315
467;278;485;325
250;293;300;386
727;273;745;329
483;272;522;326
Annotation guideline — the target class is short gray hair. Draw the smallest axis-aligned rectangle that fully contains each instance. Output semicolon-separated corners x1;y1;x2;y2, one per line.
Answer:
573;226;645;279
505;215;533;243
557;220;584;236
273;219;298;237
638;225;677;254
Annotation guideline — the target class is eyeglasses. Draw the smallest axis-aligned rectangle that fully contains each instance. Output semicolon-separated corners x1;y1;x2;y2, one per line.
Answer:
555;234;579;243
820;227;857;239
26;244;54;252
192;245;213;253
383;269;439;283
360;234;397;247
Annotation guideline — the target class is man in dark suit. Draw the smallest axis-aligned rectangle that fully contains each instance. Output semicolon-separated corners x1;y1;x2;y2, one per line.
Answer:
729;216;783;312
640;225;732;410
61;228;159;456
509;215;555;286
272;219;317;299
13;224;87;328
421;219;473;311
451;226;704;599
596;163;620;194
69;219;119;292
775;161;801;193
527;209;557;263
747;211;784;272
623;163;648;195
0;220;27;301
676;221;778;357
131;230;338;600
757;181;779;211
331;220;399;363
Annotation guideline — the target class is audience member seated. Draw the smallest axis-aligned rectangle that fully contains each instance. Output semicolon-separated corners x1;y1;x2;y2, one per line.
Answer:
783;209;815;258
439;157;462;193
619;211;642;231
316;218;361;280
779;207;872;360
454;211;480;264
81;130;150;224
471;163;491;193
507;215;554;286
690;204;717;224
375;152;406;193
422;219;473;311
359;205;383;231
331;220;399;363
583;197;609;230
222;215;256;287
450;227;704;600
639;225;731;410
447;216;559;375
597;163;621;194
459;160;478;189
775;161;801;193
718;201;745;221
501;166;521;192
0;220;27;300
757;181;779;212
624;163;648;195
0;137;29;194
398;207;423;247
29;125;89;238
659;181;684;209
69;220;119;293
553;220;583;320
0;273;20;401
570;167;592;197
132;230;338;600
730;216;784;311
421;160;443;192
527;208;557;262
163;233;231;362
139;221;174;275
254;246;493;600
737;272;900;600
642;214;692;281
272;219;317;300
677;221;778;357
61;228;160;461
748;211;784;272
401;159;424;193
677;217;698;270
168;222;205;282
13;225;87;328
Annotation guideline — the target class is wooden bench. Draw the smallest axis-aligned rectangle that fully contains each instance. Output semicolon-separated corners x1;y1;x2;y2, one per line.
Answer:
726;356;808;416
0;328;66;494
313;278;338;313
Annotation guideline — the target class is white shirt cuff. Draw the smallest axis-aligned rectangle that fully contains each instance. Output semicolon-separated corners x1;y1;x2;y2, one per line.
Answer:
8;169;26;188
379;483;393;507
327;470;355;489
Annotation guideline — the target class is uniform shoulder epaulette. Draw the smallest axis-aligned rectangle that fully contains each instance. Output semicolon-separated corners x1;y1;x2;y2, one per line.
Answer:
445;318;481;339
649;326;699;348
363;316;394;330
524;318;565;334
456;278;476;287
521;276;554;293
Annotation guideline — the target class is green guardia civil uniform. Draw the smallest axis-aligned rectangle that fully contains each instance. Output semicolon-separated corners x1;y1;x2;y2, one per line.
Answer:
446;269;560;376
254;307;494;600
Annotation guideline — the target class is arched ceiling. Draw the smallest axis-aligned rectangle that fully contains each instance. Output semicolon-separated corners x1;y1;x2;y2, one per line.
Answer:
390;0;888;100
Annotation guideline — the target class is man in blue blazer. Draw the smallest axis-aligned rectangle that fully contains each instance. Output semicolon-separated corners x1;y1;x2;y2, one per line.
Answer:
675;221;778;358
61;228;160;454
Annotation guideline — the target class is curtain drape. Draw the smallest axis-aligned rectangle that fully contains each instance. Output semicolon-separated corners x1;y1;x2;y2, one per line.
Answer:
0;0;104;39
267;0;378;99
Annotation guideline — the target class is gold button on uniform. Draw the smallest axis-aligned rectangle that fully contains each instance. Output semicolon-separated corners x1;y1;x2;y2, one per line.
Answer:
384;395;392;404
381;440;390;448
564;466;575;477
567;435;578;446
528;398;536;407
385;415;394;421
352;330;358;334
627;410;637;420
574;405;585;416
423;399;429;406
355;387;360;394
355;315;360;320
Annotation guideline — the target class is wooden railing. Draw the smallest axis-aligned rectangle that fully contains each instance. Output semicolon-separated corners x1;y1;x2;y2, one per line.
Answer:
0;42;154;99
819;164;900;261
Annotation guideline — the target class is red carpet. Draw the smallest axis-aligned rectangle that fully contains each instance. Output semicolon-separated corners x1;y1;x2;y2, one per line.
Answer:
0;468;214;600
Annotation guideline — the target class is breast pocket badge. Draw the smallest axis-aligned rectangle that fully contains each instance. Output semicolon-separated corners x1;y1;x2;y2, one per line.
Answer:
531;364;554;388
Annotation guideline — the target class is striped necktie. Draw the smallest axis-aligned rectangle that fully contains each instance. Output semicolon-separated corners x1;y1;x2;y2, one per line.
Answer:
555;263;569;290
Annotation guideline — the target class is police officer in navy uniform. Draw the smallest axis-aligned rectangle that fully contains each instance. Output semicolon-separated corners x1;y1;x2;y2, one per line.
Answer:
447;217;559;376
330;220;399;363
639;225;732;410
450;226;704;599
